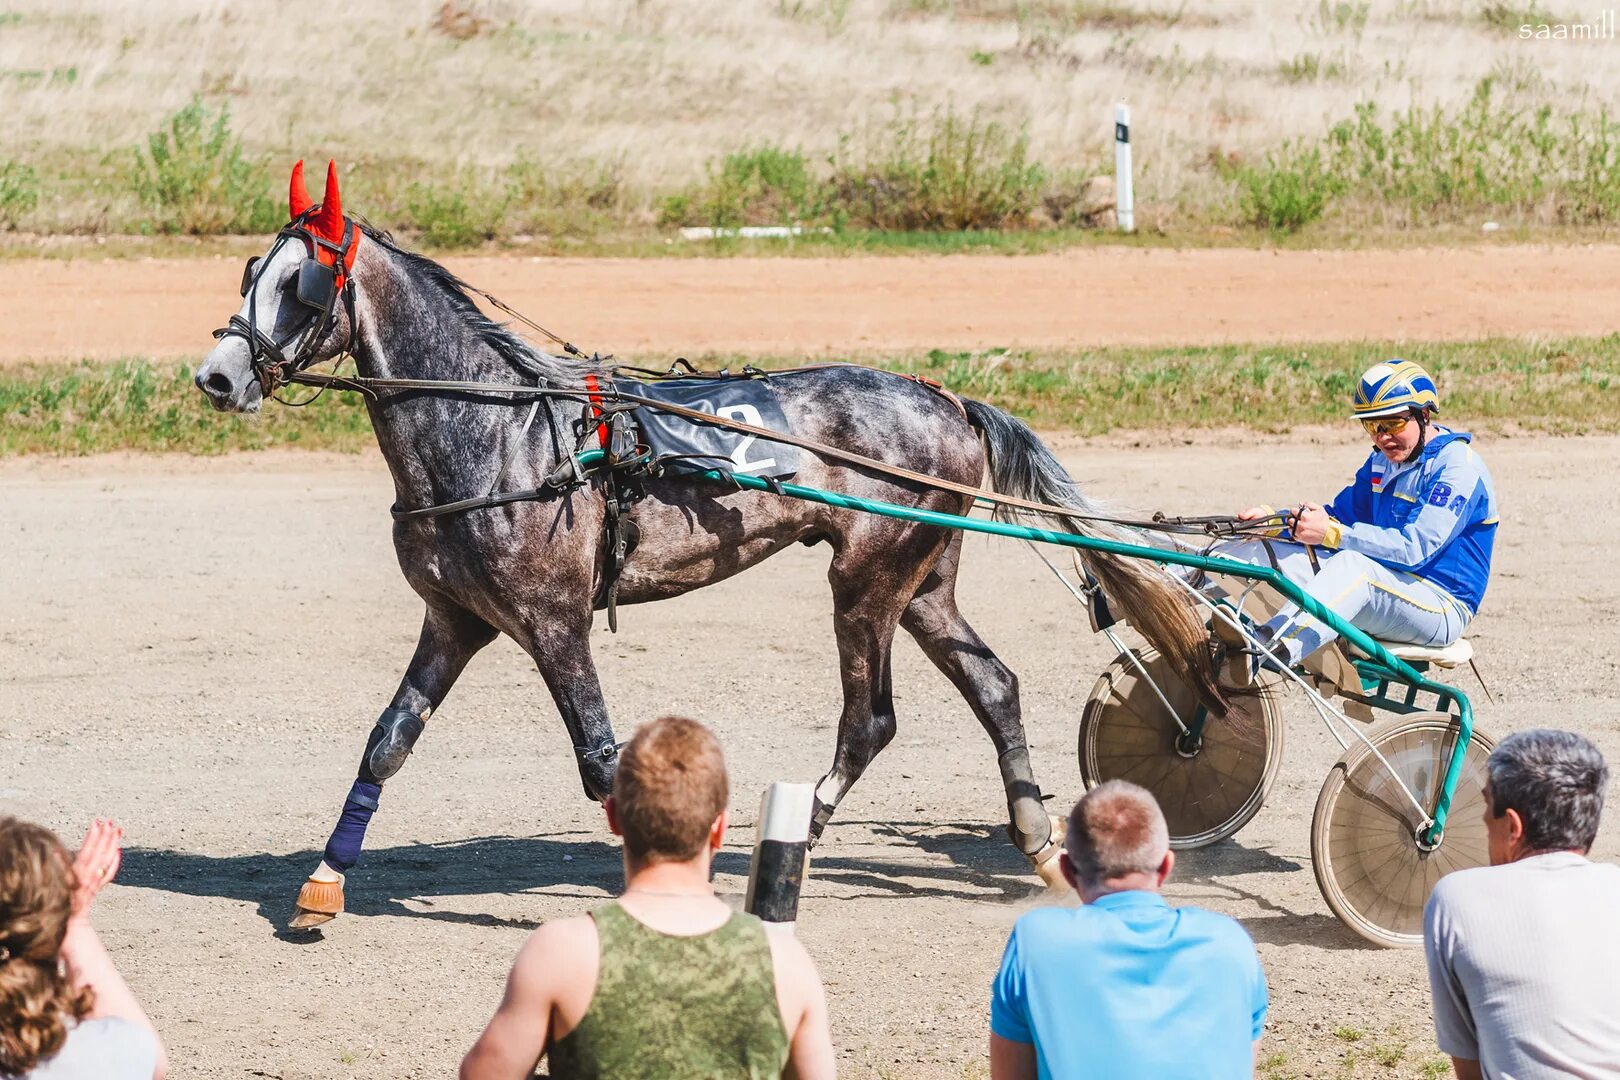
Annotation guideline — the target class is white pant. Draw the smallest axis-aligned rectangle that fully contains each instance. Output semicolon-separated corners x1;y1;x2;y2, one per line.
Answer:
1210;540;1470;665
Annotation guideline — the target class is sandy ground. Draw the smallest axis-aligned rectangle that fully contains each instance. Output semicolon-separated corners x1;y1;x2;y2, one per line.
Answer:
5;244;1620;362
2;433;1617;1079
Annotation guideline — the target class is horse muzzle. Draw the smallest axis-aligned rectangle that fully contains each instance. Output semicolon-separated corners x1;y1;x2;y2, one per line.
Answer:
194;343;264;413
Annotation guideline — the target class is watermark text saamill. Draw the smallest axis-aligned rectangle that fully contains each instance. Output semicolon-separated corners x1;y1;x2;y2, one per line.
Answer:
1519;9;1616;38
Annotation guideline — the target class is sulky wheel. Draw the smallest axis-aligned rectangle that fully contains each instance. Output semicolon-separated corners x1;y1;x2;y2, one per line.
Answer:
1079;646;1284;849
1311;712;1495;948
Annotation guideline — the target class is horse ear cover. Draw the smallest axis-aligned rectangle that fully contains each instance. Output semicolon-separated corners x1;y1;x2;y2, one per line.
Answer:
289;159;314;220
287;159;358;274
311;160;345;248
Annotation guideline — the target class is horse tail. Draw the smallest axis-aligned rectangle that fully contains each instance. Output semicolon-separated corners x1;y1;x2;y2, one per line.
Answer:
962;398;1229;718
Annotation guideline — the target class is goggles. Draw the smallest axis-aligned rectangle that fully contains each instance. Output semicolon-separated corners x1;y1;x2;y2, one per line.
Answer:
1361;415;1410;437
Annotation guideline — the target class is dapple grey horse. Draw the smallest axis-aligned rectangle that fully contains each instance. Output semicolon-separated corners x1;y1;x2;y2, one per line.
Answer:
194;162;1224;928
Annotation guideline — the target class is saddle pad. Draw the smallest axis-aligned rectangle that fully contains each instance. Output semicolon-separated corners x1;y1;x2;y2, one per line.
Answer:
618;377;805;480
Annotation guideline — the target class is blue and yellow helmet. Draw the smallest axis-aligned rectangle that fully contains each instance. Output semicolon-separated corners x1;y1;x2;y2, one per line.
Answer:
1352;359;1440;419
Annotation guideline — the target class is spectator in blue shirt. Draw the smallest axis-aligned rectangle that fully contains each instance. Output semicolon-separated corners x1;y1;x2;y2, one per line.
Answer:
989;780;1267;1080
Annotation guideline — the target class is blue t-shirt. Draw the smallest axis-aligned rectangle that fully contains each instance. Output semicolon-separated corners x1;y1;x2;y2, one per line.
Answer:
990;892;1267;1080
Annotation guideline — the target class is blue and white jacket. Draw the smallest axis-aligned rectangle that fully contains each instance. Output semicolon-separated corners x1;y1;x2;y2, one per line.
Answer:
1317;428;1499;615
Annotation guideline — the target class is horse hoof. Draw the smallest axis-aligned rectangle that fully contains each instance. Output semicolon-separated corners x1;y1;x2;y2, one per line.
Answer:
1029;814;1069;894
289;876;344;930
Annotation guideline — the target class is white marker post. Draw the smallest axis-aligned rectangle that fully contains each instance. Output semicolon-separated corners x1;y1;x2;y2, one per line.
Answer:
744;781;814;929
1114;101;1134;233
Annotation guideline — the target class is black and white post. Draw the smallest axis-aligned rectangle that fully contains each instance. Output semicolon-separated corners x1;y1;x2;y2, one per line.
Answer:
744;781;814;928
1114;101;1134;233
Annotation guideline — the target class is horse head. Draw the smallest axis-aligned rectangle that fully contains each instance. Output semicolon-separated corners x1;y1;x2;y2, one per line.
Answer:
195;160;363;412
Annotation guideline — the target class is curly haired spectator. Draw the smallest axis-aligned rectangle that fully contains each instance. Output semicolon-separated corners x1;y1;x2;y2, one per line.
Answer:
0;818;166;1080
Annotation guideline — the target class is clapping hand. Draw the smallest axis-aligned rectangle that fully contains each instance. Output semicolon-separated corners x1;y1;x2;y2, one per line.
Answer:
71;819;124;924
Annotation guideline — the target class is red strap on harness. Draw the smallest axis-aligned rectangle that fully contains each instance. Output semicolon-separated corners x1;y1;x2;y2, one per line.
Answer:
583;374;609;449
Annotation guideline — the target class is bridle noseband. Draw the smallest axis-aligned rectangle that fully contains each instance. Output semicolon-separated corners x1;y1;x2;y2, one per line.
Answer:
213;210;359;396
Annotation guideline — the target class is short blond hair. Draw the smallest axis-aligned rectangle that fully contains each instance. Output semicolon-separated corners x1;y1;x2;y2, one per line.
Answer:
613;716;729;862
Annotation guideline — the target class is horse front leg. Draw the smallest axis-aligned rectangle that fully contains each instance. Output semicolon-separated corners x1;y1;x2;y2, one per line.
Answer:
529;624;621;803
290;603;497;930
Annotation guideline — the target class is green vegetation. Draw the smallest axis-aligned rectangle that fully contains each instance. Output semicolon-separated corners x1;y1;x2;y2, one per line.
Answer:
127;98;279;235
1230;78;1620;233
5;68;1620;250
1480;3;1558;32
404;177;504;248
1277;51;1348;83
659;146;830;230
659;110;1052;232
1328;79;1620;224
831;109;1046;230
8;336;1619;456
1232;141;1343;233
0;160;40;229
0;360;374;455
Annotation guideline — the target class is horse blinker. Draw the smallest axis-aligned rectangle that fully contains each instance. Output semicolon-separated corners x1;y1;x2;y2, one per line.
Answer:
295;258;338;312
239;256;261;297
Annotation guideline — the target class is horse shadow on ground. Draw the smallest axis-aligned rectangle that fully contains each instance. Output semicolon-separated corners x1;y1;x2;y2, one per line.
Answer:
118;820;1042;934
120;821;1365;948
119;832;655;939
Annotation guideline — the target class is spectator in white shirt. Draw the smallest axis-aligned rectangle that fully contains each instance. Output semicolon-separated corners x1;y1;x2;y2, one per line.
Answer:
1424;729;1620;1080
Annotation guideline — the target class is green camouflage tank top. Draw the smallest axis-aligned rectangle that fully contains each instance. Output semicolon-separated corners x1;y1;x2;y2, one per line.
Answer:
546;900;791;1080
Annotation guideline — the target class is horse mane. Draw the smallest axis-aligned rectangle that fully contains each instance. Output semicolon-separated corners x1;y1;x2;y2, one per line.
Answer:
356;220;602;387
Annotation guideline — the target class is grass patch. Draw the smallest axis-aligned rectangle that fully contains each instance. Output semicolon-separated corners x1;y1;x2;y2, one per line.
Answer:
659;146;830;230
1277;51;1349;83
1232;141;1343;233
889;0;1199;28
7;336;1620;456
1224;76;1620;233
0;160;40;229
128;97;279;235
1480;2;1561;32
0;360;374;456
661;109;1055;233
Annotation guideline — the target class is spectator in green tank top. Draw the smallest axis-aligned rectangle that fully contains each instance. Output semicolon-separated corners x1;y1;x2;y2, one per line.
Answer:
460;716;836;1080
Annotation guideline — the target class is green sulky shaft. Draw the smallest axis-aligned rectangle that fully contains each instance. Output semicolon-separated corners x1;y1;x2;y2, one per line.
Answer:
695;466;1474;841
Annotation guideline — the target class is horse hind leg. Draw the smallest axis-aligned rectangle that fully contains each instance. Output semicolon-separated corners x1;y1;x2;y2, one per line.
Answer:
808;537;939;845
899;540;1065;888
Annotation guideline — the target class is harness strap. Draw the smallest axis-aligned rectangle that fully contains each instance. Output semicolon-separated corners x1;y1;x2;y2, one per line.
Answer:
295;367;1288;538
583;374;610;449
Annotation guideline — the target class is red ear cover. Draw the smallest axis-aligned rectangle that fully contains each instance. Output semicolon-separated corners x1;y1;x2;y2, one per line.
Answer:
291;159;359;274
310;160;344;244
289;159;314;220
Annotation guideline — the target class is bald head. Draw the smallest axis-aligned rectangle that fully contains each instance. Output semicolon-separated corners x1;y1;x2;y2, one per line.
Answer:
1065;780;1171;894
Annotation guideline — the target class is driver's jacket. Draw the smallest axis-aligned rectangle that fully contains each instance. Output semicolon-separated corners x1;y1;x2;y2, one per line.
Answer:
1315;427;1498;615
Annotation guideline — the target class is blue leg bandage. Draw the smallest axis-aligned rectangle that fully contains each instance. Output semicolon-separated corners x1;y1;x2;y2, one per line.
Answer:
323;779;381;873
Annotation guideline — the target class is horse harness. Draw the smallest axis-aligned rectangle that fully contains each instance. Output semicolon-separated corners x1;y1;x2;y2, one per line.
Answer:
213;211;360;400
282;360;1297;633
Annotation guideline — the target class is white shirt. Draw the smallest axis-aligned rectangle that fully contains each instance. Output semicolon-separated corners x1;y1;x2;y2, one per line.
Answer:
1424;851;1620;1079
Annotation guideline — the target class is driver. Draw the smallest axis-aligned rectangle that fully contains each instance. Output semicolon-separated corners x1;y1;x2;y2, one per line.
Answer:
1213;359;1499;682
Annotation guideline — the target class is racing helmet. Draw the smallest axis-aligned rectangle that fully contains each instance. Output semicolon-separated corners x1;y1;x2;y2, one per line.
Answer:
1352;359;1440;419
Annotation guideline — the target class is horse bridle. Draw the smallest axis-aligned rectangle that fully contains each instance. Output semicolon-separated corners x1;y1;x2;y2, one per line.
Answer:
213;211;359;396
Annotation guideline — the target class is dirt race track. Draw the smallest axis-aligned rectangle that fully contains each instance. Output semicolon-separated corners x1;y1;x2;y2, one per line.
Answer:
6;244;1620;361
3;432;1618;1079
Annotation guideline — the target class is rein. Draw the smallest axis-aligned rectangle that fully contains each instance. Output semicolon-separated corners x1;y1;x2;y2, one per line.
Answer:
284;366;1286;539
